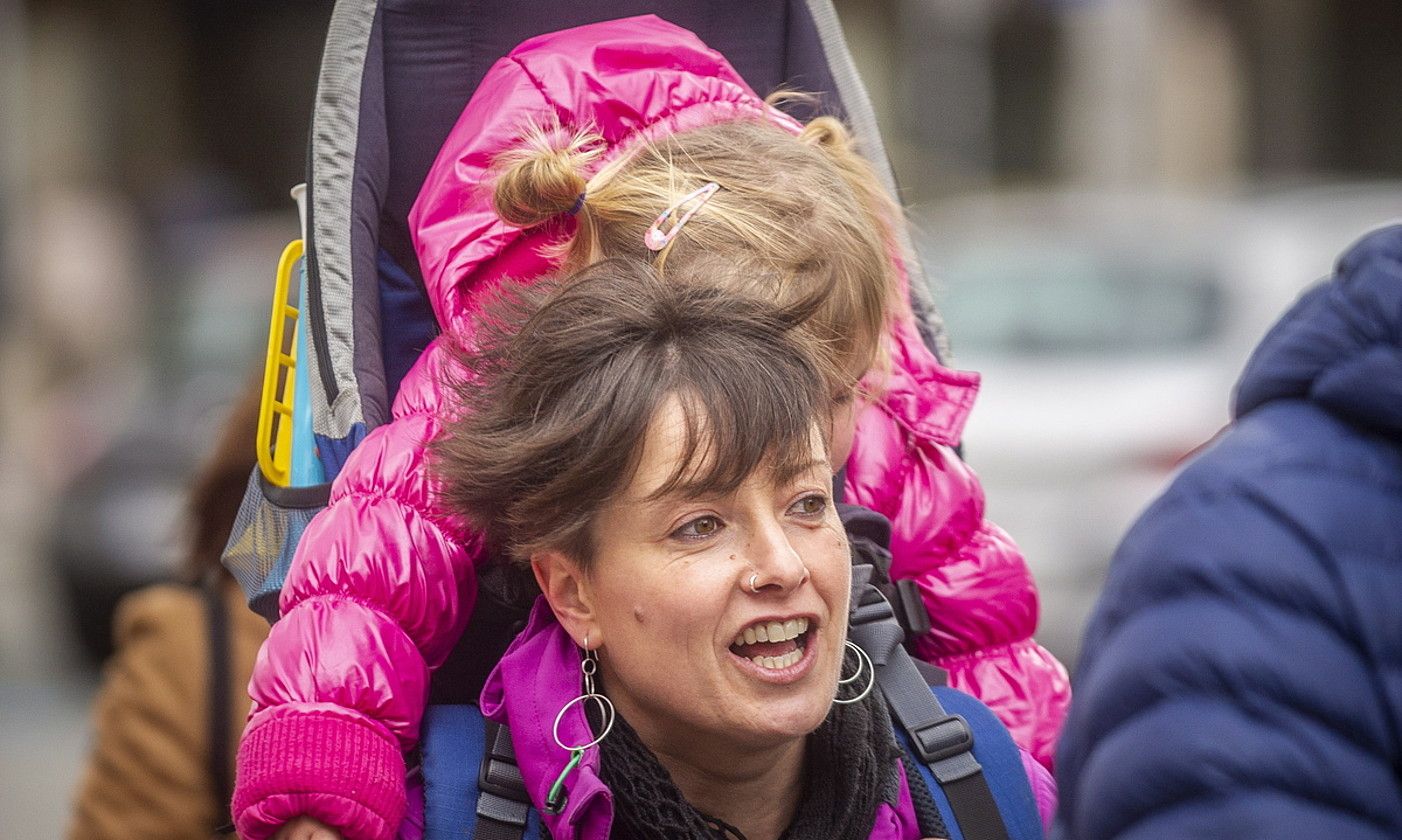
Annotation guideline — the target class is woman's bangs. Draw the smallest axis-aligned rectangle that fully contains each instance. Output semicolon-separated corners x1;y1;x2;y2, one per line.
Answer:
646;356;825;502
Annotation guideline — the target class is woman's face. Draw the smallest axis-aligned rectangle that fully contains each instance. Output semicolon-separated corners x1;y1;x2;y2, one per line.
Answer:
578;397;852;758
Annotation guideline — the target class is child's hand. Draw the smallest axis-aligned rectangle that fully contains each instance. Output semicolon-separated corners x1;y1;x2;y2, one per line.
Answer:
272;816;342;840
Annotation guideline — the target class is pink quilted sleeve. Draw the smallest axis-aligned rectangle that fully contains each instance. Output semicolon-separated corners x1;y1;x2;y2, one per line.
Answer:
234;341;480;840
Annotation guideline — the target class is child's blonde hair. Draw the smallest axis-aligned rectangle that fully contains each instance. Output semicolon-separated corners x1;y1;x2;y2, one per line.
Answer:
491;106;900;384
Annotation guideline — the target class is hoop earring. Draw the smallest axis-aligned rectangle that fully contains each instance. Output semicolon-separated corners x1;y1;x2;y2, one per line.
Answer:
546;638;618;813
551;642;616;753
832;640;875;705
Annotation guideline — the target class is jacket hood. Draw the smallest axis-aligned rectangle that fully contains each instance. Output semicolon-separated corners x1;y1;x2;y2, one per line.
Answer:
408;14;980;444
409;15;798;331
1234;223;1402;440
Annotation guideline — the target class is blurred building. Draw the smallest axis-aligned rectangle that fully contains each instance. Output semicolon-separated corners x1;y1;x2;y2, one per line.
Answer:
837;0;1402;198
845;0;1402;666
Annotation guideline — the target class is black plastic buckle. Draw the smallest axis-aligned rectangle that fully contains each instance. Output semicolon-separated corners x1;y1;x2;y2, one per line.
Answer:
891;579;932;637
478;756;527;803
477;724;530;827
476;788;532;829
911;714;975;765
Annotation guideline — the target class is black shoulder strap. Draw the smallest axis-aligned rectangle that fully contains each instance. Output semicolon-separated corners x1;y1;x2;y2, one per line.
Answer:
474;720;532;840
848;567;1011;840
202;572;235;835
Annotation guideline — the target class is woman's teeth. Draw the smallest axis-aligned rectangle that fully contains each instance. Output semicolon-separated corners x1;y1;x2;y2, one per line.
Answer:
730;618;810;669
751;649;802;670
733;617;809;647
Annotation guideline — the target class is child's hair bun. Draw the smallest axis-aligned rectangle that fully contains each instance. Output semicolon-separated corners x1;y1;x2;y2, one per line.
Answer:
798;115;856;155
493;125;598;228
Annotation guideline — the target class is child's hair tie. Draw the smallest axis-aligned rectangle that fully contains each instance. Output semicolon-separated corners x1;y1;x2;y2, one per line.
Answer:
568;192;587;216
644;182;720;251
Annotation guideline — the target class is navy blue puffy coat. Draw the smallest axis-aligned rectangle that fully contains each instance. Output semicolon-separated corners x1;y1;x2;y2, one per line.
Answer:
1053;224;1402;839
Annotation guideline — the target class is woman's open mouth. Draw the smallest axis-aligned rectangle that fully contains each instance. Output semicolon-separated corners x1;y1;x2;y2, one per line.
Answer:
728;617;814;675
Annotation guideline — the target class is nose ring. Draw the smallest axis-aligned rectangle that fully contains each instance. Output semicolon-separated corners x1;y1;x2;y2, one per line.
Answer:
748;572;760;594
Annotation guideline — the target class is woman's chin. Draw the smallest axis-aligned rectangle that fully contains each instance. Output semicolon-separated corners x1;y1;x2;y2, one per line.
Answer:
723;641;844;740
733;699;832;745
730;682;838;743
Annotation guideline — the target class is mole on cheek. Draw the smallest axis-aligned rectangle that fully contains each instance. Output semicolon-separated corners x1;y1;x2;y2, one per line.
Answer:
633;605;646;623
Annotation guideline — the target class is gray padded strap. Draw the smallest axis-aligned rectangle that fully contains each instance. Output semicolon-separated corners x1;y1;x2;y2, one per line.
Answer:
306;0;374;439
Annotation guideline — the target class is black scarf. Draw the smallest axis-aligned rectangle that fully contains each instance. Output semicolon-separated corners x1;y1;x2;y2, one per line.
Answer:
595;689;904;840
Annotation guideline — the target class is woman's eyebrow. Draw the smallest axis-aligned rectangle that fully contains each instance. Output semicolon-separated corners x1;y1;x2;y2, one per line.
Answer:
630;457;830;508
770;458;831;488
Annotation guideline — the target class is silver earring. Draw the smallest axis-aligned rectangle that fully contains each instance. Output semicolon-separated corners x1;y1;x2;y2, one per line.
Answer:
552;639;616;753
833;640;875;705
748;572;760;594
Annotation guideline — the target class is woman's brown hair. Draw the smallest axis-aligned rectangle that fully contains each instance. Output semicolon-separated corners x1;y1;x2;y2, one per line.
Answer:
432;258;834;568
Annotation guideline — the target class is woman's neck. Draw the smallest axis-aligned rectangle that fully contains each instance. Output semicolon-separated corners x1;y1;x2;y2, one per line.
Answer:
639;728;807;840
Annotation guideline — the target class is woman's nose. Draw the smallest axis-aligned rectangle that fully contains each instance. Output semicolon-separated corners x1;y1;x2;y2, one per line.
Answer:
745;521;810;593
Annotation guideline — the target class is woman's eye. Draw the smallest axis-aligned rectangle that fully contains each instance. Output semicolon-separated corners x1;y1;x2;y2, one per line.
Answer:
672;516;723;541
788;495;828;518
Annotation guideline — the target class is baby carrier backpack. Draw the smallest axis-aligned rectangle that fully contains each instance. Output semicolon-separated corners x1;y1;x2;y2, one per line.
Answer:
218;1;1039;837
220;0;950;624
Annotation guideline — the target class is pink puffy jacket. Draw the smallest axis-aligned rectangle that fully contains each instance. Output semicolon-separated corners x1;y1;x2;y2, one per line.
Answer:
234;17;1069;840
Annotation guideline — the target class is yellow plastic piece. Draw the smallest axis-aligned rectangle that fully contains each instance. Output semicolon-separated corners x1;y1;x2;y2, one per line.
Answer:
258;239;304;487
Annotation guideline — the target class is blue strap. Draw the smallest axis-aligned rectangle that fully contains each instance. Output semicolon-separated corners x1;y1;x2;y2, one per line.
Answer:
422;706;541;840
897;688;1045;840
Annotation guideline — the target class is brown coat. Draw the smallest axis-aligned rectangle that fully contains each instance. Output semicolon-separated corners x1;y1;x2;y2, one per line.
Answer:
69;581;268;840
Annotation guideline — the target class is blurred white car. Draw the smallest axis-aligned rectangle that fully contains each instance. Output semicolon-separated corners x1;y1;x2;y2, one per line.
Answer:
915;185;1402;667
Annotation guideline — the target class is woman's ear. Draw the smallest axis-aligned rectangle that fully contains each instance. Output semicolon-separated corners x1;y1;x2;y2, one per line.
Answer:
532;549;598;646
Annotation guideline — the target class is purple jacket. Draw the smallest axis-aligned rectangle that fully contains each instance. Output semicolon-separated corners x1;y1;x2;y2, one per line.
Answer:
235;17;1067;840
397;600;1056;839
481;599;925;840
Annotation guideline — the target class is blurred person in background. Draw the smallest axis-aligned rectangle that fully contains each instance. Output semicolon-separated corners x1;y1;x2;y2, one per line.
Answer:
68;376;268;840
1052;223;1402;839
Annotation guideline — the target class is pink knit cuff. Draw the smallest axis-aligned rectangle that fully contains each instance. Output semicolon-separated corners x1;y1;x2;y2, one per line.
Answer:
234;710;407;840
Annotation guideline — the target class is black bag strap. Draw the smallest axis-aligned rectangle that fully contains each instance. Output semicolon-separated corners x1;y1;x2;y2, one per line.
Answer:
202;571;236;835
473;720;532;840
848;566;1011;840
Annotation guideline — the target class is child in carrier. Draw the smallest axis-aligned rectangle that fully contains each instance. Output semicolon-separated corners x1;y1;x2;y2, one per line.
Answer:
235;17;1065;840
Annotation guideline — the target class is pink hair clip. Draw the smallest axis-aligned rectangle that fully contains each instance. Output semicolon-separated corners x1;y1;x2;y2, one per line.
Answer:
643;182;720;251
